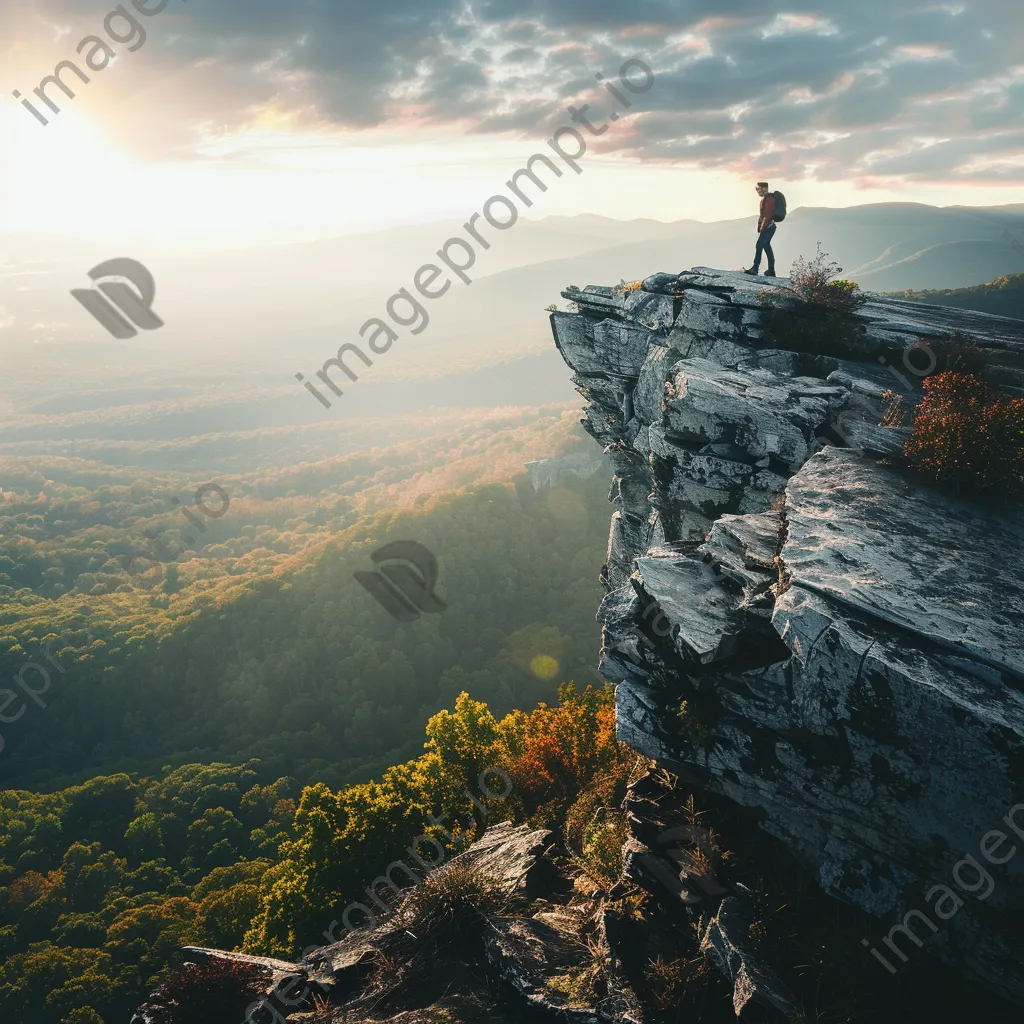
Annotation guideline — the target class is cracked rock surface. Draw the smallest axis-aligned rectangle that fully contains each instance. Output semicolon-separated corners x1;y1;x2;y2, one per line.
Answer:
552;266;1024;1008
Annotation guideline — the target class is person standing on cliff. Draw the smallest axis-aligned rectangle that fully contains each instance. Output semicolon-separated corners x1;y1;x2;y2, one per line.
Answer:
744;182;778;277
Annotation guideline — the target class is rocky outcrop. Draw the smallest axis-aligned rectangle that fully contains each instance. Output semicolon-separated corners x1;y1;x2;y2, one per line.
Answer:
133;822;647;1024
132;801;809;1024
552;268;1024;1008
526;451;609;490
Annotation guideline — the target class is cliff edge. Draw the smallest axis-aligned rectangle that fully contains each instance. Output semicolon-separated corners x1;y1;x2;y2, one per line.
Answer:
550;266;1024;1007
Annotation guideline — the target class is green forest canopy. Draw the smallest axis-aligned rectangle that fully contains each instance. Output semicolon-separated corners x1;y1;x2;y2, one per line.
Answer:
0;685;626;1024
0;403;620;1024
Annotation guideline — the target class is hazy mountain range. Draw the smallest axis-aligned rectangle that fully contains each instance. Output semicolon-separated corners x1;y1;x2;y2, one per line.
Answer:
2;202;1024;470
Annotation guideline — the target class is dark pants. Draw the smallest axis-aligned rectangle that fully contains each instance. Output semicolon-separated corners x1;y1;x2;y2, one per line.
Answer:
753;224;776;271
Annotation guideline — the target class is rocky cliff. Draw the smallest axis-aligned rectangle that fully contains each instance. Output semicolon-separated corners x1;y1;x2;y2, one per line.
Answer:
550;267;1024;1007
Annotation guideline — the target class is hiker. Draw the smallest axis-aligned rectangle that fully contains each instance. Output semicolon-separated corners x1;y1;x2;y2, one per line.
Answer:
744;182;784;277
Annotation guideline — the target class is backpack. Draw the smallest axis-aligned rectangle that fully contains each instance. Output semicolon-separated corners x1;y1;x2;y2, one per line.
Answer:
772;191;787;222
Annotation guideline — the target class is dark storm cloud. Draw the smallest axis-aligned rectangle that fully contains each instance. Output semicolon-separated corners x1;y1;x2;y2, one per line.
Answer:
7;0;1023;182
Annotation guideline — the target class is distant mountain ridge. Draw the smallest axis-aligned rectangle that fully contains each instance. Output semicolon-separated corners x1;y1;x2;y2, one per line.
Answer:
4;202;1024;453
4;202;1024;360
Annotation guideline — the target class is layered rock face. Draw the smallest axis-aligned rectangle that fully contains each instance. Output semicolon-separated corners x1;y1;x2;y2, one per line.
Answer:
551;268;1024;1007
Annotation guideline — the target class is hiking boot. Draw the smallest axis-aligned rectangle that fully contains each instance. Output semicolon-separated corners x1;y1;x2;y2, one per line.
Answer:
763;269;777;277
742;267;759;275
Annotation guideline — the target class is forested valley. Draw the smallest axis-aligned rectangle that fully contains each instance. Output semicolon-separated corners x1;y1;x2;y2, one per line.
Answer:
0;409;617;1024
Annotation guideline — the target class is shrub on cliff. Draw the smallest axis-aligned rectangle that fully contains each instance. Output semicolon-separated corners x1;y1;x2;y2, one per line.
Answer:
904;372;1024;496
244;684;632;958
613;279;644;295
146;958;269;1024
505;682;634;831
927;330;988;375
756;244;872;358
789;244;867;312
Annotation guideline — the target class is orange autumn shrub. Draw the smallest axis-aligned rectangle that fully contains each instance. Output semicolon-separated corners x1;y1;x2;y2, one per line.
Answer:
504;683;630;809
904;372;1024;496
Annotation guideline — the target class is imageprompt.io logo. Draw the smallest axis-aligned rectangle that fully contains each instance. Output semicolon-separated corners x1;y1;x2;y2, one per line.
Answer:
355;541;447;622
71;258;164;339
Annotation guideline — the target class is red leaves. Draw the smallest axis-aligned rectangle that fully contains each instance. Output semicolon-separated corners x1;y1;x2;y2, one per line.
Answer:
904;372;1024;496
148;958;269;1024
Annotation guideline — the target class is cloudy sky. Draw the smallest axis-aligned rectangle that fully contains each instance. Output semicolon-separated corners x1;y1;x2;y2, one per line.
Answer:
1;0;1022;246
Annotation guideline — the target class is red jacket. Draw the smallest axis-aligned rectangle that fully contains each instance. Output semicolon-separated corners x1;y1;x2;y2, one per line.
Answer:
758;193;776;232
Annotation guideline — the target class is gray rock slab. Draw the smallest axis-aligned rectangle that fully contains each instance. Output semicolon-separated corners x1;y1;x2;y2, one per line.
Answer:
592;319;655;377
446;820;552;894
633;554;742;664
663;358;846;468
783;447;1024;678
838;421;911;457
623;288;679;330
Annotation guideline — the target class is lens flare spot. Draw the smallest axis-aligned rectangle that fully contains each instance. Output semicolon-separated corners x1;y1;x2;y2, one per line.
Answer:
530;654;560;680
